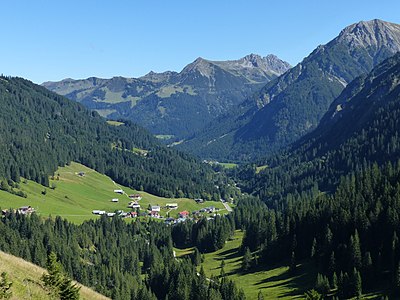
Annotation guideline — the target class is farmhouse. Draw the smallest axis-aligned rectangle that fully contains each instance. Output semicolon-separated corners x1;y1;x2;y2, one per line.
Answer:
179;210;190;218
150;211;160;218
129;194;142;200
113;189;124;194
128;201;140;209
92;210;106;215
166;203;178;209
18;206;35;215
150;205;161;212
205;206;215;213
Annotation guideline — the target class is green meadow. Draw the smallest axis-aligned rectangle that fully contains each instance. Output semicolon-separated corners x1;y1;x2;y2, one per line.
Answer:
0;162;226;224
176;230;316;299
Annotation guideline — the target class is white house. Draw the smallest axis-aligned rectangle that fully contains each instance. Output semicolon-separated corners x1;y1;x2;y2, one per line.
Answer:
166;203;178;209
113;189;124;194
151;205;161;212
128;201;140;209
111;198;119;203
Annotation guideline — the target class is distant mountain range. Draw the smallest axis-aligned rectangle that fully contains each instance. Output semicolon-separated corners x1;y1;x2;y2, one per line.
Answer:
43;54;290;139
178;19;400;161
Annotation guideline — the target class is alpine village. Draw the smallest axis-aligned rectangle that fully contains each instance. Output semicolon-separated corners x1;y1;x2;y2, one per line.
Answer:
2;3;400;300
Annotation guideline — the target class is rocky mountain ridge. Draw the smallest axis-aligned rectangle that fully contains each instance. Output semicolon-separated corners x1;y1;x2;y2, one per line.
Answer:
43;54;290;139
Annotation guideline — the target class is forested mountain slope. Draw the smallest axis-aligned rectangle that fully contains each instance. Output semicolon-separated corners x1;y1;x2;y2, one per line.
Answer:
0;76;219;198
43;54;290;139
233;53;400;299
245;52;400;204
179;19;400;161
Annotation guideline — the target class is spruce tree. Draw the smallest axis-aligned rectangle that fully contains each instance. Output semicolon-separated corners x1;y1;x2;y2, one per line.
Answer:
0;272;12;300
304;289;323;300
349;230;362;270
41;252;80;299
242;247;252;272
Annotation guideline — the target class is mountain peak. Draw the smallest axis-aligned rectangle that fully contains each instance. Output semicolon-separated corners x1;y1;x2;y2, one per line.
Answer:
242;53;263;66
181;57;214;78
337;19;400;51
226;53;291;76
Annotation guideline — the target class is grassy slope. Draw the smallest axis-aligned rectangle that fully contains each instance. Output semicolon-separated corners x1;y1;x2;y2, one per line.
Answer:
177;231;387;299
219;163;238;169
0;162;225;224
0;250;109;300
176;230;316;299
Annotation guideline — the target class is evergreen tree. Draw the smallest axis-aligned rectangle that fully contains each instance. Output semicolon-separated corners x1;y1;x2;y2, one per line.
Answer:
351;268;362;298
311;238;317;259
304;289;323;300
191;247;201;266
257;290;264;300
220;260;226;278
315;273;330;295
331;272;338;290
349;230;362;270
41;252;80;299
0;272;12;300
242;247;252;272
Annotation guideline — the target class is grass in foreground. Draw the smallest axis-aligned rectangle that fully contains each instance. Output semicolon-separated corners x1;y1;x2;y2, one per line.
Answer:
0;162;225;224
0;250;109;300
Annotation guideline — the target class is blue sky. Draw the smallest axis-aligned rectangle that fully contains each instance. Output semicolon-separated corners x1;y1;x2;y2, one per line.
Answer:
1;0;400;83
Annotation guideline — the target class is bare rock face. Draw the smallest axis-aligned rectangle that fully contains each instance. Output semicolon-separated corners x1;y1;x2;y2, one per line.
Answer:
336;19;400;53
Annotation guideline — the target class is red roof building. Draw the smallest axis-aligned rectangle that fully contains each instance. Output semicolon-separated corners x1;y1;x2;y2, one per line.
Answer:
179;210;190;218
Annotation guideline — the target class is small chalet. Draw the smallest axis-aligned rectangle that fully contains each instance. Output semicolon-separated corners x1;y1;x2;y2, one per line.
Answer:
179;210;190;218
130;211;138;218
113;189;124;194
151;205;161;212
150;211;160;218
18;206;35;215
166;203;178;209
107;212;116;217
194;198;204;203
129;194;142;200
205;206;215;213
77;171;85;177
111;198;119;203
92;210;106;215
128;201;140;209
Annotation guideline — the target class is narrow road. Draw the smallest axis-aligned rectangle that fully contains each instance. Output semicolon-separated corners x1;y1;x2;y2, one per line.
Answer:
112;181;131;199
221;201;232;212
